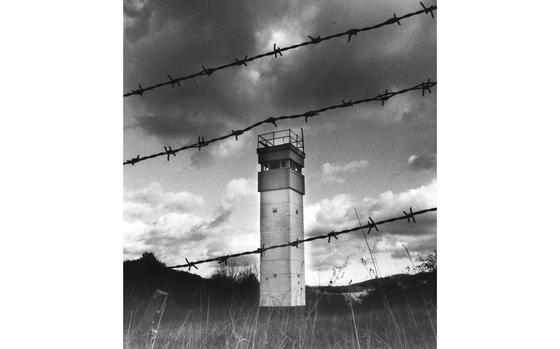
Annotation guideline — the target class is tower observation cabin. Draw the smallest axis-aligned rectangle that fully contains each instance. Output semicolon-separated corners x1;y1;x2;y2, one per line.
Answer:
257;129;306;307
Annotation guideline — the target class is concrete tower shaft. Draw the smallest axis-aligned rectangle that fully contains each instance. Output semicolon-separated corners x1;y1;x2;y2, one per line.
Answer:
257;129;305;307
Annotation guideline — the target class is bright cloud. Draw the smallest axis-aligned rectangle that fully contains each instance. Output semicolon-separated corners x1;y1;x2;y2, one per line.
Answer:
123;179;258;269
124;182;203;222
321;160;369;184
224;178;256;206
304;178;437;272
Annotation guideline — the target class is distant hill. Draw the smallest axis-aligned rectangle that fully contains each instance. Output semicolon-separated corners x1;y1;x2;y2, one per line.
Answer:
316;271;436;293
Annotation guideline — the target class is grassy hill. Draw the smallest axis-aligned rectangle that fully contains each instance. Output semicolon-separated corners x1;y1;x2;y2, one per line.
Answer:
125;252;435;319
124;253;436;348
124;253;259;322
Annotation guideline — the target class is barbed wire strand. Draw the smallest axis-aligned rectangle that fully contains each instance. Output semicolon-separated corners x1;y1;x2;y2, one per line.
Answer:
124;3;436;98
168;207;436;271
124;79;436;166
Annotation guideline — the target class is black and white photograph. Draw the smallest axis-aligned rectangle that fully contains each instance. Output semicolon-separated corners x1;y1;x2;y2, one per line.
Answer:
124;1;436;348
3;1;560;349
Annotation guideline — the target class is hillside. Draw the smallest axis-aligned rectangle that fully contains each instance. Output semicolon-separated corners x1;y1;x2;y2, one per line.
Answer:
124;253;259;321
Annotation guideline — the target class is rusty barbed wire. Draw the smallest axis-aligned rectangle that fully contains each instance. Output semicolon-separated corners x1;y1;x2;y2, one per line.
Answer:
167;207;437;271
124;3;437;98
124;79;436;166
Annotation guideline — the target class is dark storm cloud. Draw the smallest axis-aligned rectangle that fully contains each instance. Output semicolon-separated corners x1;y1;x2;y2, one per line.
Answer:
124;0;153;43
132;110;225;141
263;1;436;110
124;0;437;150
124;0;298;139
406;153;437;171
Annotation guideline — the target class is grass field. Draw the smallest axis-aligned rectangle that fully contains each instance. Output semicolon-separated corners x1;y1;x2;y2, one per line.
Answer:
124;254;436;349
125;301;436;349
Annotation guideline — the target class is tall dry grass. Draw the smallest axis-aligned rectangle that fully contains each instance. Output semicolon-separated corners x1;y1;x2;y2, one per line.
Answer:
124;290;436;349
124;258;436;348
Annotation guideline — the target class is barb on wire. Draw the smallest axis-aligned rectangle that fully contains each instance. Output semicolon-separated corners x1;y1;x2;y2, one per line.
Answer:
166;74;181;88
308;35;322;43
164;146;176;161
235;56;248;66
367;217;379;234
129;155;140;166
327;232;339;243
184;258;198;271
422;78;432;96
290;238;302;248
304;111;318;123
420;2;435;18
273;43;283;58
231;129;244;141
123;79;436;166
346;29;358;42
201;65;214;77
402;207;416;223
124;3;437;97
197;136;208;150
167;207;437;270
392;13;402;26
267;117;278;127
380;90;392;106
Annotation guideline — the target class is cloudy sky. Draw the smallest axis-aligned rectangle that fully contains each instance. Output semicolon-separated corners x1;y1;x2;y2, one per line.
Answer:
124;0;436;286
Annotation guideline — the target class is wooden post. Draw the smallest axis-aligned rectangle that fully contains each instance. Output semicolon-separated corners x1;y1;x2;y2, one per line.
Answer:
137;289;168;349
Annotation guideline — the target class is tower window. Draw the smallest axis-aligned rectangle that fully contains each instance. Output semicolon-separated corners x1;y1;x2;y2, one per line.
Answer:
290;161;301;172
296;209;298;214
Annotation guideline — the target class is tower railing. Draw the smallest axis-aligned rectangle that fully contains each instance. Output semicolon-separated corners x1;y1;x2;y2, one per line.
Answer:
257;129;304;152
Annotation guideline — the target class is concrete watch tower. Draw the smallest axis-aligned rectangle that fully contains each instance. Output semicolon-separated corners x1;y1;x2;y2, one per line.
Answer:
257;129;305;307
